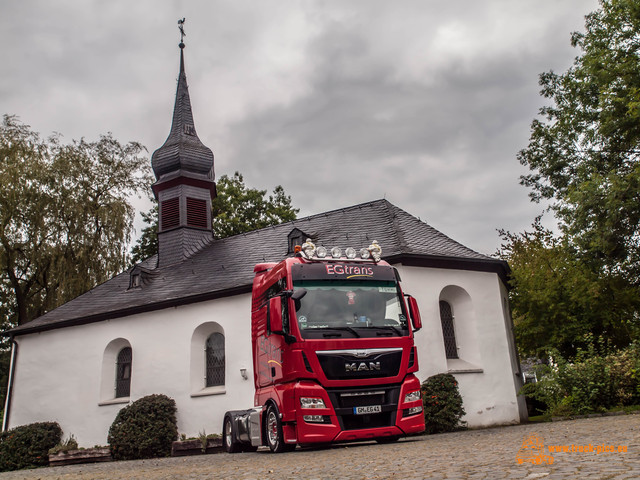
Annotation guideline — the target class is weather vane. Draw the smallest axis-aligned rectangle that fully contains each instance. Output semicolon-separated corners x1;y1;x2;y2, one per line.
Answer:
178;18;186;46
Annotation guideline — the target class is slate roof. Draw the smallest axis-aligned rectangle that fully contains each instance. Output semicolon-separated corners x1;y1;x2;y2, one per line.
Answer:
8;199;508;336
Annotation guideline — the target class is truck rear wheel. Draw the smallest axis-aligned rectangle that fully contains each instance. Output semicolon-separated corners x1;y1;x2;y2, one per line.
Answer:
223;415;241;453
265;404;295;453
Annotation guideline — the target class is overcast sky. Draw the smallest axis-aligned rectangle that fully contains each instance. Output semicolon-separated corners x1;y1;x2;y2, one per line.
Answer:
1;0;600;256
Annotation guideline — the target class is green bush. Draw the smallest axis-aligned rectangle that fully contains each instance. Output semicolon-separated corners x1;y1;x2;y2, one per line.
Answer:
108;394;178;460
421;373;466;434
0;421;62;471
523;341;640;416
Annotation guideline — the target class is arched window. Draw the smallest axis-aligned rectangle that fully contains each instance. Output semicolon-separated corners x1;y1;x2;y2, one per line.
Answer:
115;347;132;398
205;333;225;387
439;301;458;359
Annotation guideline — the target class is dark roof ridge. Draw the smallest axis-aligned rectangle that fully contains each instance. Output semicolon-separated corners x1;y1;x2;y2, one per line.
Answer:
210;198;392;242
380;199;408;253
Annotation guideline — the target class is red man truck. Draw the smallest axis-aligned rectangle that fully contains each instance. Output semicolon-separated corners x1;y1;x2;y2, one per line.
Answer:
222;241;425;453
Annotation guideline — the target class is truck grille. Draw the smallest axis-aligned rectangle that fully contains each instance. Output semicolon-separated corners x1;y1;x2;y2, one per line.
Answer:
316;348;402;380
327;385;400;431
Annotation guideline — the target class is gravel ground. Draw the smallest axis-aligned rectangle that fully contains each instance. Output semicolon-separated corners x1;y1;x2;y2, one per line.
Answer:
1;414;638;479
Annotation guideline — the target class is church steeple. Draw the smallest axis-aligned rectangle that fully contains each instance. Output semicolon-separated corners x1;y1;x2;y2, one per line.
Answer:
151;21;216;268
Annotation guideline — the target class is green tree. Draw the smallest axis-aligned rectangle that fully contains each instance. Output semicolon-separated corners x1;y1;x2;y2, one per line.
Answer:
131;171;298;263
519;0;640;284
0;115;151;326
498;219;638;358
212;172;298;239
129;203;157;265
513;0;640;356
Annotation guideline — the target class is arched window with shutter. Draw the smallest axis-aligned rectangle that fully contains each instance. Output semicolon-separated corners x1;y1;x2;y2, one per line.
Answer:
115;347;132;398
439;301;458;359
205;333;225;387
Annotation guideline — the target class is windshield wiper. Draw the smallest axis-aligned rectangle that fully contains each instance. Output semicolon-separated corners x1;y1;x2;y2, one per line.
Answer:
366;325;404;336
321;326;361;338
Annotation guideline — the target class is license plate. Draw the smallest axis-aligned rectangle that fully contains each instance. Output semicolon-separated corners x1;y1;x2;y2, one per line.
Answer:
353;405;382;415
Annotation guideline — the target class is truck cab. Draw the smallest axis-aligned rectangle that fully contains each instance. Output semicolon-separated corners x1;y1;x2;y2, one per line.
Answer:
223;242;425;452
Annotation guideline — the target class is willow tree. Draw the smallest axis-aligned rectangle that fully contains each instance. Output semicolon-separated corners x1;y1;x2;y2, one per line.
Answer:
0;115;151;326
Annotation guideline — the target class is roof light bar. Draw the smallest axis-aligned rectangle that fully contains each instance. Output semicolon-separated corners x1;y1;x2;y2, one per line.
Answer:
296;240;382;261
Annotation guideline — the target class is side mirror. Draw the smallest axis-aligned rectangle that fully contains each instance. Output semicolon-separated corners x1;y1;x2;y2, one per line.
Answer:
291;288;307;301
406;296;422;332
291;288;307;312
268;297;284;334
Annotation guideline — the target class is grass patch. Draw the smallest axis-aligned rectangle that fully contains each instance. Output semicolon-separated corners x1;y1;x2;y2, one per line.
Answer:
527;414;551;423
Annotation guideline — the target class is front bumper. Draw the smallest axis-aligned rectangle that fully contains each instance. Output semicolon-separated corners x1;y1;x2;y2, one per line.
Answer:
292;375;424;444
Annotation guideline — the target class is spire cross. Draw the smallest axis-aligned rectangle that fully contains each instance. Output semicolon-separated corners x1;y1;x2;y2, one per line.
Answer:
178;18;186;47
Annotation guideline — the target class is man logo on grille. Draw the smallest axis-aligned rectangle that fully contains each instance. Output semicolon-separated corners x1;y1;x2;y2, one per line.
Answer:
345;362;381;372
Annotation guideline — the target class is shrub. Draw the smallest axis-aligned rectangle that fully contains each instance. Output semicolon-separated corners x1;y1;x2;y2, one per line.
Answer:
421;373;466;434
108;394;178;460
522;341;640;416
0;421;62;472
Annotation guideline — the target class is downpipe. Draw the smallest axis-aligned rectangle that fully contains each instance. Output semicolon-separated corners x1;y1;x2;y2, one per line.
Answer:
2;337;18;432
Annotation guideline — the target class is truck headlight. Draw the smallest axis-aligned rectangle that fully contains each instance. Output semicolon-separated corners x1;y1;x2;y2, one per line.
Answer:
300;397;326;409
303;415;328;423
403;406;423;417
404;391;421;403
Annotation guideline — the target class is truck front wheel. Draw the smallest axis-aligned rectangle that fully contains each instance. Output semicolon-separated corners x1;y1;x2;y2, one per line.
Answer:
265;404;295;453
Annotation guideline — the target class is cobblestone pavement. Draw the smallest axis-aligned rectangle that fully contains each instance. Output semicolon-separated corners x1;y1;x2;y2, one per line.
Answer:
1;414;638;479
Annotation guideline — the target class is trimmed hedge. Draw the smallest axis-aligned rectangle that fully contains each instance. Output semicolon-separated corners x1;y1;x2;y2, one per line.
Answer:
108;394;178;460
0;421;63;472
421;373;466;434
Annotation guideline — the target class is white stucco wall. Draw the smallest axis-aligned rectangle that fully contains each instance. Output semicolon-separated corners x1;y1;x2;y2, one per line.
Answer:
6;265;525;446
396;265;526;427
8;294;255;446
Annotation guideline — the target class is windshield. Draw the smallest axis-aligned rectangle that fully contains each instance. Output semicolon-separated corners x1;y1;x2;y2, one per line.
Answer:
292;280;409;339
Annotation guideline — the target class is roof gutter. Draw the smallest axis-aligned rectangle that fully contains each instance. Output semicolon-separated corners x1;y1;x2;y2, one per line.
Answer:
6;283;253;337
386;253;511;286
2;336;18;432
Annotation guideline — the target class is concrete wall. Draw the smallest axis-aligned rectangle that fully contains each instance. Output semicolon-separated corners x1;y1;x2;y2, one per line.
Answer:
6;265;524;446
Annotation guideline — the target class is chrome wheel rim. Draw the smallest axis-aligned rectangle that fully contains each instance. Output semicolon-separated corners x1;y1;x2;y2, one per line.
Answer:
224;419;232;447
267;411;278;446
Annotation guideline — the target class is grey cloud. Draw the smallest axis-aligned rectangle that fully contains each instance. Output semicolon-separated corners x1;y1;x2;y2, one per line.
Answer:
0;0;599;254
